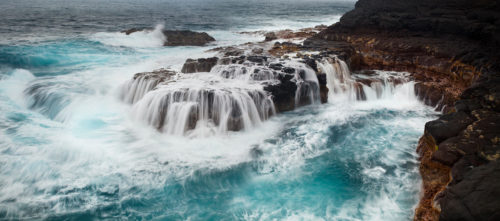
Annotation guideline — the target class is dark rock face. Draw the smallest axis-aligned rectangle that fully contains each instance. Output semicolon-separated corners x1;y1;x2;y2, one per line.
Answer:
306;0;500;113
122;28;215;46
181;57;219;73
425;112;474;143
338;0;500;48
304;0;500;220
263;73;297;112
162;30;215;46
439;161;500;221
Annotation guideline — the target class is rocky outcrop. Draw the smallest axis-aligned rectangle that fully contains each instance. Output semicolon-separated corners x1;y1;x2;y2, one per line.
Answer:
241;25;328;42
122;28;215;46
304;0;500;220
181;57;219;73
162;30;215;46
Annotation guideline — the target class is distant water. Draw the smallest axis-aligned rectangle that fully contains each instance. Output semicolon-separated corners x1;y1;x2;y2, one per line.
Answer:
0;0;437;220
0;0;354;45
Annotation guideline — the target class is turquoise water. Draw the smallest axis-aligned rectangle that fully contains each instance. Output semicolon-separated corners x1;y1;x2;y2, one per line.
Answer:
0;0;437;220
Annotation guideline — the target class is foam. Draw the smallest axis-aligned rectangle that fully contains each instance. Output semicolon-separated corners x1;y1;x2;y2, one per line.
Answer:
91;24;166;48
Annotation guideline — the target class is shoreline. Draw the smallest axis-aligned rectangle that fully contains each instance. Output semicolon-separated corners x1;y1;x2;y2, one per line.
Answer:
302;0;500;220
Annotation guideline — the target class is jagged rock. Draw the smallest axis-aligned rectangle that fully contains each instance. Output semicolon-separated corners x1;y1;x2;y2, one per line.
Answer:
181;57;219;73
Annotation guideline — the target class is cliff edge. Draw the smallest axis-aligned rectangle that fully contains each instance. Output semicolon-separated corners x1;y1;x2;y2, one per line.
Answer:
305;0;500;220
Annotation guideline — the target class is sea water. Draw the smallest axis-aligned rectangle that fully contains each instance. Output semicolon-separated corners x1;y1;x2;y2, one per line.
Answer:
0;0;437;220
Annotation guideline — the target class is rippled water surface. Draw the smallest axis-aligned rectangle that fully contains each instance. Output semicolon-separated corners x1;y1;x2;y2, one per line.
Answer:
0;0;438;220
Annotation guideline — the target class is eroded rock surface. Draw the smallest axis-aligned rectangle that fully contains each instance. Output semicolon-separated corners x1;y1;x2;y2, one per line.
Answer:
303;0;500;220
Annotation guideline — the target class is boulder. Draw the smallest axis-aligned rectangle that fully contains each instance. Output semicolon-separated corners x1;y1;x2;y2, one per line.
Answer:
162;30;215;46
181;57;219;73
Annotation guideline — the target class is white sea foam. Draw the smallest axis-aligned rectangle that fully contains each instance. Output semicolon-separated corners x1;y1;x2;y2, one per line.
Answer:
1;15;433;219
91;24;166;48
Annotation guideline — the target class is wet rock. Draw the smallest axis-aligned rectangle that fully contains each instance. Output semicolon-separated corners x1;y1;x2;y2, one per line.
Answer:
208;46;244;57
424;111;474;144
282;67;295;74
181;57;219;73
251;48;264;55
246;56;267;64
269;42;302;57
162;30;215;46
268;63;283;70
264;74;297;112
302;58;318;72
264;32;277;41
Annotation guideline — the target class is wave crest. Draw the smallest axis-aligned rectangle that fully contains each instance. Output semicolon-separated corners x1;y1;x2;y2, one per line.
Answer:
91;24;166;48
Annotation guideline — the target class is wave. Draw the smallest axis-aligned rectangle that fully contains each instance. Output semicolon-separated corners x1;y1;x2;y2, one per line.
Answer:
90;24;166;48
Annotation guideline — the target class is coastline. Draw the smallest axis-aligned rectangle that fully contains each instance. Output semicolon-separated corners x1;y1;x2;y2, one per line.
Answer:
1;0;498;219
302;0;500;220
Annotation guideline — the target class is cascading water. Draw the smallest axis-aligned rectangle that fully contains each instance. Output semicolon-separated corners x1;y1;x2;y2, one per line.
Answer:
1;1;439;219
120;59;320;137
318;56;416;104
120;69;177;104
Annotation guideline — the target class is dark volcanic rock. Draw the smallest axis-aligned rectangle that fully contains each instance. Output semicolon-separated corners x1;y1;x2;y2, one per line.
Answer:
264;74;297;112
424;111;474;144
181;57;219;73
304;0;500;220
439;161;500;221
162;30;215;46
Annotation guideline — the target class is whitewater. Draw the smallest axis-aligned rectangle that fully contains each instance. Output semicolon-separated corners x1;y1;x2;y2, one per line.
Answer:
0;0;437;220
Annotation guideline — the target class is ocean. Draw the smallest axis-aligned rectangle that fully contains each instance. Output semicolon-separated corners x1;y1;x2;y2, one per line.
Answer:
0;0;437;220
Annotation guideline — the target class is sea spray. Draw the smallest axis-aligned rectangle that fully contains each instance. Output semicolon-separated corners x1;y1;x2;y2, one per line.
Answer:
91;24;166;48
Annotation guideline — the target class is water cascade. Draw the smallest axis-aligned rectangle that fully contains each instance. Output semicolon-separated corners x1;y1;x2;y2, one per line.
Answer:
119;59;320;136
318;57;415;103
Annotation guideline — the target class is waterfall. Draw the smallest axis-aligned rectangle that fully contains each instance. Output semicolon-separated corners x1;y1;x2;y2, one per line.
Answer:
132;86;275;137
318;57;416;103
122;65;278;137
283;62;321;107
120;69;176;104
118;58;322;136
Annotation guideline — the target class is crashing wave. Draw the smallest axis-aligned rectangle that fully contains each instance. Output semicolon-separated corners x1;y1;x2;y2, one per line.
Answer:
91;24;166;48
